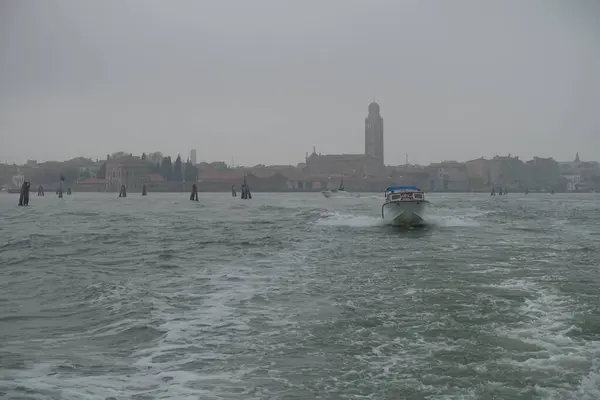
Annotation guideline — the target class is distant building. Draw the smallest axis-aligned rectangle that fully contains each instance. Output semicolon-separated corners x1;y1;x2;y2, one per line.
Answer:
78;165;101;178
466;155;526;188
190;149;197;165
105;155;152;191
427;161;469;191
12;170;25;188
75;178;108;191
562;174;582;192
527;157;560;178
304;101;385;177
197;169;289;192
559;153;599;192
305;149;382;176
365;101;384;165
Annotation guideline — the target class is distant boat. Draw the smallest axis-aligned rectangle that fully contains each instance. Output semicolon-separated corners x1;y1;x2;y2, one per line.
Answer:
322;178;357;198
381;186;429;226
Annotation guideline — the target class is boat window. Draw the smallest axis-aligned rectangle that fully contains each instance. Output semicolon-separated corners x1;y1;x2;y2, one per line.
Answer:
392;194;401;200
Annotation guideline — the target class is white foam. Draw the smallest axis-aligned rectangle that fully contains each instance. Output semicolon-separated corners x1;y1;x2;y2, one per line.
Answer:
492;279;600;398
574;361;600;400
0;265;280;399
424;215;480;227
315;211;385;228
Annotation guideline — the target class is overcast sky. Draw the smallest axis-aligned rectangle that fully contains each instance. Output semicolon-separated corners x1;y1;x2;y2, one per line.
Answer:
1;0;599;166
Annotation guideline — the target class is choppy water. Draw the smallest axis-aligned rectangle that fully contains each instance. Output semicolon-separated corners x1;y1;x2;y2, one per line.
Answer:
1;192;600;399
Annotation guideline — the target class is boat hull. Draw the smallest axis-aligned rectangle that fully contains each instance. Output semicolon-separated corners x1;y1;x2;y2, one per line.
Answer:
382;201;428;226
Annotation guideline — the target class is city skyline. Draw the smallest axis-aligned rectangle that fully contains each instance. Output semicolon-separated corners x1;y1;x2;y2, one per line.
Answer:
1;148;590;168
2;145;595;194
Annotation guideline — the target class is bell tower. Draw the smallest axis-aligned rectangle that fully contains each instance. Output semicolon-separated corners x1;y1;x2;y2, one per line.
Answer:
365;101;384;165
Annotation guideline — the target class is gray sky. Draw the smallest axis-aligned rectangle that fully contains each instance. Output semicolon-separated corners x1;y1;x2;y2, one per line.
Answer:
1;0;599;166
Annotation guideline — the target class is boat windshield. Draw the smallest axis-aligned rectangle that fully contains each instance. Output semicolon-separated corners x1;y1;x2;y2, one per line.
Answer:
386;189;425;201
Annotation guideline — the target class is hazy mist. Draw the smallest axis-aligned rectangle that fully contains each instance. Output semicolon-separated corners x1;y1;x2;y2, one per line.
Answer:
1;0;599;165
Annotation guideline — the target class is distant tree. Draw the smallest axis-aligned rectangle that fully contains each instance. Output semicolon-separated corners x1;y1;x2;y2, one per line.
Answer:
35;166;61;184
149;151;163;164
79;169;92;179
111;151;127;159
64;157;94;167
61;166;80;183
160;156;172;181
184;159;198;183
97;162;107;179
141;152;147;161
173;155;183;182
212;161;229;170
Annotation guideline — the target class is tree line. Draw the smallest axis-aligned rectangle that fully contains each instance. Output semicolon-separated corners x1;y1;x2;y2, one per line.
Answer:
96;152;198;182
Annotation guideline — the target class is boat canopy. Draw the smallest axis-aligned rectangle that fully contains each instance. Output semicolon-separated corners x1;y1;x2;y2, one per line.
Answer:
385;185;420;192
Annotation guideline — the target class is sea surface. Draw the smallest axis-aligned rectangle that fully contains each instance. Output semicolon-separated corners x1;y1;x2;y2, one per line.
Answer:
1;192;599;399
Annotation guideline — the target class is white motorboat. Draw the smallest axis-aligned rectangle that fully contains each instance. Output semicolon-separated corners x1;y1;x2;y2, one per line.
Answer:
322;188;356;198
381;186;429;226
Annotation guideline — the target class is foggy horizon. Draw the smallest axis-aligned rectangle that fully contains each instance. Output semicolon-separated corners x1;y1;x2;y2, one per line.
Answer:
1;0;599;166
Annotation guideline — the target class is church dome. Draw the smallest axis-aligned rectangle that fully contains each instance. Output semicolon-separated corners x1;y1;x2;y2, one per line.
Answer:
368;101;380;115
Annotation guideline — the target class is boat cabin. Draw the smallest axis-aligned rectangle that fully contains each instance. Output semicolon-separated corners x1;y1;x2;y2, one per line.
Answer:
384;186;425;202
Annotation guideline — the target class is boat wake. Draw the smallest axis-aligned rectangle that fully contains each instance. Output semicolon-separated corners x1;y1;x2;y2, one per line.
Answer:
424;215;480;227
315;211;479;229
315;211;386;228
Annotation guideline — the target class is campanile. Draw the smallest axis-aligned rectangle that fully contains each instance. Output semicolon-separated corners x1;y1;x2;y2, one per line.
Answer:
365;101;384;165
